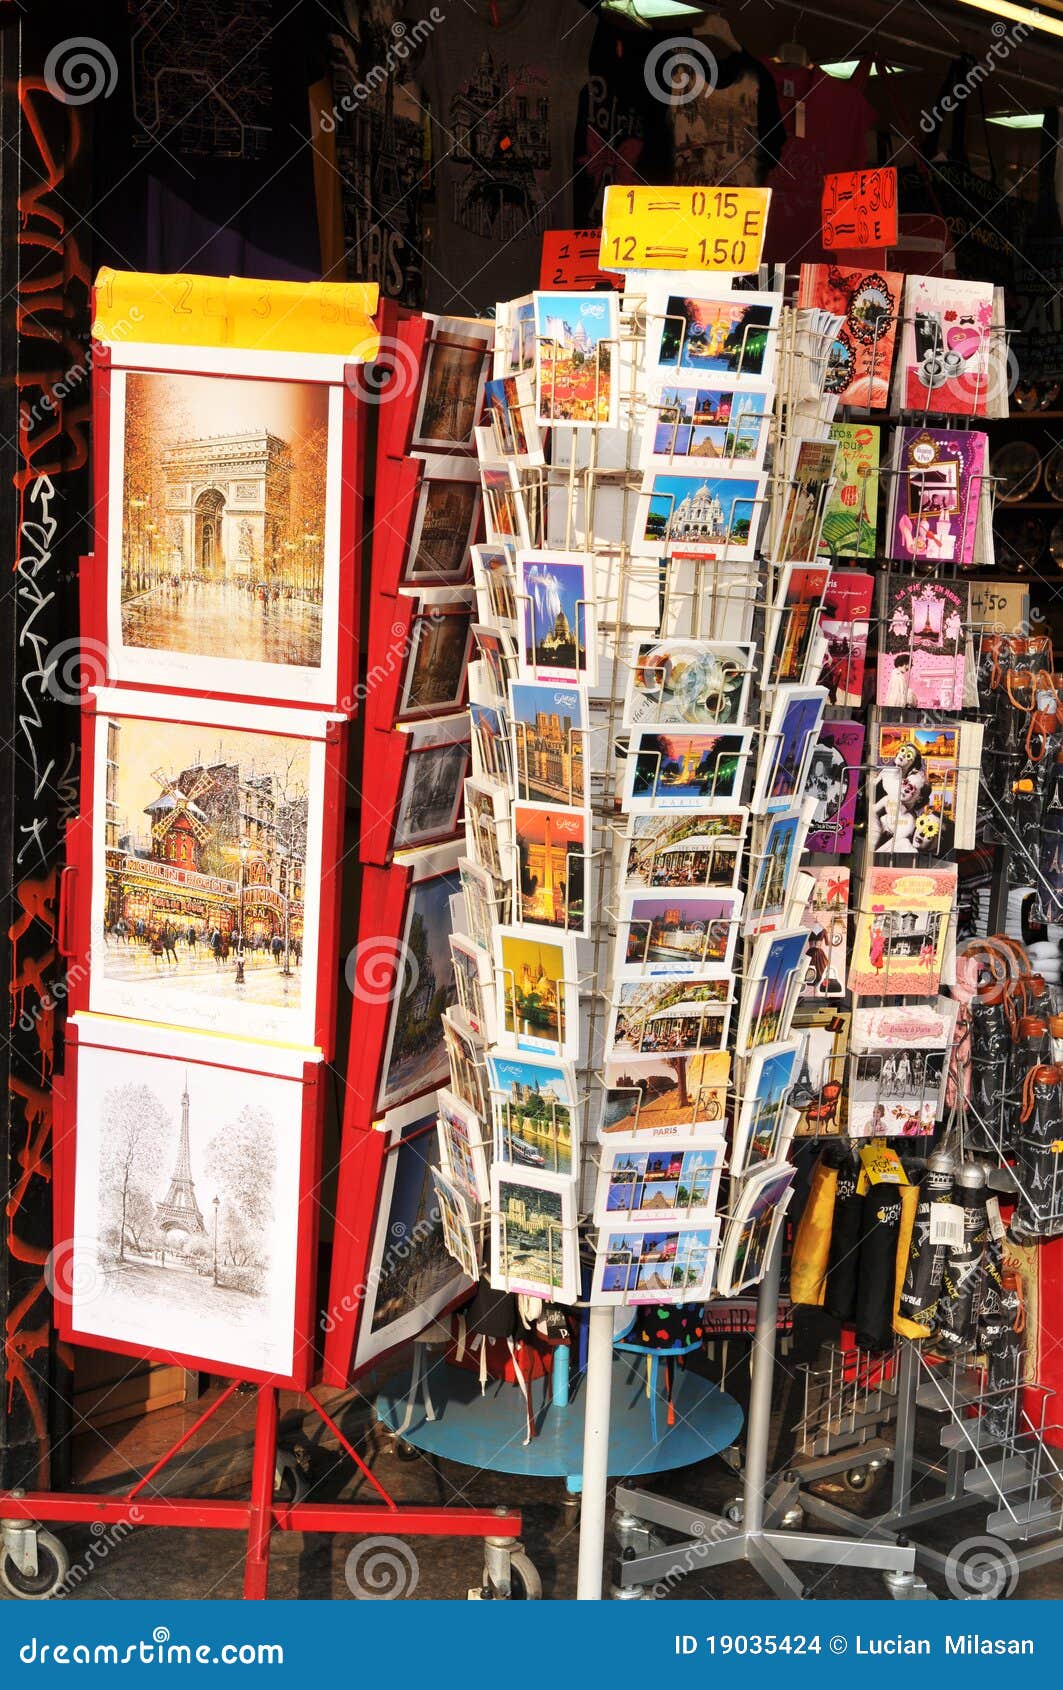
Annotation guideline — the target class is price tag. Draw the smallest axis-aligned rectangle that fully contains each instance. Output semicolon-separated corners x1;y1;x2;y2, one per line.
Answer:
930;1201;965;1249
985;1196;1007;1241
859;1143;908;1185
600;184;771;273
821;168;898;251
539;231;620;292
967;580;1030;635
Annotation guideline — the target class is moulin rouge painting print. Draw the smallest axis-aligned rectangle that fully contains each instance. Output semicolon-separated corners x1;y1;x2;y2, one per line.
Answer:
89;702;327;1048
68;1037;311;1382
105;366;345;704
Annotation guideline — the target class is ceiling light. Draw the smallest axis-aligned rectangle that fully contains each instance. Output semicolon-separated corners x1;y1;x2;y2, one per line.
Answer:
821;59;907;76
986;111;1046;127
601;0;703;20
952;0;1063;42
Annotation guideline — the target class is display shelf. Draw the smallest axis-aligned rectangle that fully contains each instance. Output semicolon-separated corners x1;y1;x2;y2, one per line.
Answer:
376;1352;743;1487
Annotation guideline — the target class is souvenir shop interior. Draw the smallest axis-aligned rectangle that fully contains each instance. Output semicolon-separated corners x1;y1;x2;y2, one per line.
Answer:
10;0;1063;1606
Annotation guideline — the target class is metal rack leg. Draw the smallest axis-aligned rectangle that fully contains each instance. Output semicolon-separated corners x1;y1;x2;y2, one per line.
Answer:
244;1389;279;1601
576;1305;616;1599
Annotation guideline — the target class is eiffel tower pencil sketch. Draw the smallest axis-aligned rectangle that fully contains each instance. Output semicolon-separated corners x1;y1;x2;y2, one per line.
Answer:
93;1060;283;1360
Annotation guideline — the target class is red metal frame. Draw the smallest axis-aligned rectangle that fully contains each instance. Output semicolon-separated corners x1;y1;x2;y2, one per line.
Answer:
0;1385;520;1601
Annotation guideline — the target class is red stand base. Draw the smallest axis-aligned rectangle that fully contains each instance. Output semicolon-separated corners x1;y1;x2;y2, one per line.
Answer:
0;1386;521;1600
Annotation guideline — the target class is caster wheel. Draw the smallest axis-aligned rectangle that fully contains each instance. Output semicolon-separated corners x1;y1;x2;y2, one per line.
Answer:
274;1451;308;1505
842;1466;877;1494
724;1497;744;1525
506;1551;542;1600
393;1438;422;1464
0;1529;70;1600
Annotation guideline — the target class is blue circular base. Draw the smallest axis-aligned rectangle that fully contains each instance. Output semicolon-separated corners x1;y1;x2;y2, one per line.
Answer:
376;1352;743;1486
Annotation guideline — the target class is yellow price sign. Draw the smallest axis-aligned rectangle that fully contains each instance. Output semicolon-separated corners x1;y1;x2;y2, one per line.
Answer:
600;184;771;273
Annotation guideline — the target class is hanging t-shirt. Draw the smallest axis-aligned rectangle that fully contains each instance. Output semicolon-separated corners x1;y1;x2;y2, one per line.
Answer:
764;61;875;268
408;0;594;314
328;1;428;307
671;47;784;189
573;15;671;225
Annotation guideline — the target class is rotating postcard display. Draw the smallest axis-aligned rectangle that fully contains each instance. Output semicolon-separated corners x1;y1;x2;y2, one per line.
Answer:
53;271;376;1387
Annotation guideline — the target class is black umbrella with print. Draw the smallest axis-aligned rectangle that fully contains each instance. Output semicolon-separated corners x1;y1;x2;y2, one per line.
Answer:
935;1162;990;1353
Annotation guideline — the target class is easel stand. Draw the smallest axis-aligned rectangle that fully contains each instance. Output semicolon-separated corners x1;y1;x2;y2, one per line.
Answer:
0;1384;521;1601
609;1233;916;1598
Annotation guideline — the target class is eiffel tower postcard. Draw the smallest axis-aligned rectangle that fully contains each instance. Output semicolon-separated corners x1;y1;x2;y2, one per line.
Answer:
67;1036;309;1381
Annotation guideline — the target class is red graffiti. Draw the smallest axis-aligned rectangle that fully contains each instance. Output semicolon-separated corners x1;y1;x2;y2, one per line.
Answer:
5;1078;52;1223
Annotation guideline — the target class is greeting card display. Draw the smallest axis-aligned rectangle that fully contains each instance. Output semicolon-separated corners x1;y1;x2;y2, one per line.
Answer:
820;427;879;562
894;274;1001;417
886;428;988;568
849;866;957;996
877;578;969;711
805;722;864;855
809;569;873;707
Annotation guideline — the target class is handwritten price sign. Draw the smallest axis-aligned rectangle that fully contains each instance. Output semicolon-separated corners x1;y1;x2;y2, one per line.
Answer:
600;185;771;273
540;230;620;292
821;168;898;251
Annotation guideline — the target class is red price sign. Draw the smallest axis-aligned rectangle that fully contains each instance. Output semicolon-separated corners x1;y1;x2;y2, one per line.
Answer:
821;168;898;251
539;230;620;292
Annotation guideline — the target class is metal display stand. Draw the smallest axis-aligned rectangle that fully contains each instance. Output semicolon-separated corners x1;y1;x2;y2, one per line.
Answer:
609;1229;916;1598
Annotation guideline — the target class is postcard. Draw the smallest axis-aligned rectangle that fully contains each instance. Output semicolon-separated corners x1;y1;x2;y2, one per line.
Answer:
647;284;780;387
397;595;475;720
745;804;812;935
798;868;850;1002
472;625;519;701
479;457;532;549
459;856;509;957
716;1162;795;1297
392;722;470;853
766;564;830;687
805;722;864;856
516;551;598;686
737;928;809;1054
493;923;579;1058
491;1169;579;1301
898;274;996;418
849;866;957;997
411;315;492;450
877;577;969;712
494;294;536;378
750;686;826;815
773;439;838;565
442;1006;489;1120
437;1087;490;1203
789;1009;849;1136
509;680;586;806
622;638;754;729
533;290;618;427
623;728;752;812
797;264;902;409
870;722;974;859
469;699;512;789
513;802;589;937
849;1048;947;1139
591;1220;720;1305
449;931;495;1037
464;777;511;880
639;470;764;563
471;542;518;627
482;371;544;465
808;569;874;707
593;1136;726;1227
432;1166;482;1281
377;861;463;1113
850;999;958;1054
404;470;481;586
642;381;770;471
606;974;733;1060
621;811;747;893
618;889;742;976
732;1040;802;1178
598;1051;730;1138
106;367;344;706
820;425;880;562
487;1051;579;1180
